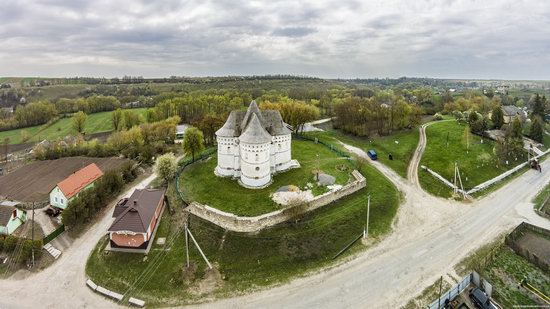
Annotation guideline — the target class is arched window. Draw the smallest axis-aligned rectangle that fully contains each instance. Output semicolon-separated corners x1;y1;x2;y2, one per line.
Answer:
227;146;231;154
255;153;259;161
278;143;282;150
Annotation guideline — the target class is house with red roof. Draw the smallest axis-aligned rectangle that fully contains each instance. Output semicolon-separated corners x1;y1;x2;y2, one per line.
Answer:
49;163;103;209
107;188;166;253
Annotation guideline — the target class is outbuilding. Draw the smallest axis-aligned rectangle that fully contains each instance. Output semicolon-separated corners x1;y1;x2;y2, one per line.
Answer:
0;201;27;235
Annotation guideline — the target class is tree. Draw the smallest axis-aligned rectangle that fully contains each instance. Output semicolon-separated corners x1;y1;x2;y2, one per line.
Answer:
530;116;544;143
122;109;142;129
491;106;504;129
510;116;523;139
72;111;87;134
182;127;204;161
154;152;178;182
112;108;123;131
531;93;545;120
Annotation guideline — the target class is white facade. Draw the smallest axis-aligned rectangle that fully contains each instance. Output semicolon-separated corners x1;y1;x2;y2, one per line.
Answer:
49;186;69;209
214;101;295;188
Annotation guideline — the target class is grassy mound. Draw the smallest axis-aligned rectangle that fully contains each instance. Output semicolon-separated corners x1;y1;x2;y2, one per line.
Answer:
179;139;354;216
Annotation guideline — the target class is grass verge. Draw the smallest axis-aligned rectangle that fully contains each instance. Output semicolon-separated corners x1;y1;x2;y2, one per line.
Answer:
86;159;400;306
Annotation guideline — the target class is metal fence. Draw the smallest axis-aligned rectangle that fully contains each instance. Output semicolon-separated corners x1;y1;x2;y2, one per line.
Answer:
427;273;472;309
43;224;65;244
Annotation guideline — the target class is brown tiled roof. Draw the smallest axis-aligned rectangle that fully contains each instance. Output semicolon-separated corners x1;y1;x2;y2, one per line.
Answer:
108;189;165;233
0;205;15;226
57;163;103;199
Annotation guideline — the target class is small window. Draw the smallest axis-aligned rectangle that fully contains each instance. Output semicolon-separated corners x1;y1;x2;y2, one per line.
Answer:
255;154;259;161
55;197;58;202
61;199;64;204
227;146;231;154
255;166;260;171
278;143;282;150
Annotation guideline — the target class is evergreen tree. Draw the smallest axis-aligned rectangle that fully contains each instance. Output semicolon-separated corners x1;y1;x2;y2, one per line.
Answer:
491;106;504;129
532;93;545;120
530;116;544;143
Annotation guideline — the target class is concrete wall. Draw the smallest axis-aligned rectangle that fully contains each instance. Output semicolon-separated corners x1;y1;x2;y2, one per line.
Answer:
187;170;366;233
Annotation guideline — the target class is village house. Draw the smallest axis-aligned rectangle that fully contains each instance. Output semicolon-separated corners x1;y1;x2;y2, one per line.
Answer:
175;124;191;143
107;188;166;254
215;100;297;188
49;163;103;209
502;105;526;124
0;201;27;235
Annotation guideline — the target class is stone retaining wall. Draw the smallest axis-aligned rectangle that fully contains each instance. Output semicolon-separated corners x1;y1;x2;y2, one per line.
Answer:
186;170;366;233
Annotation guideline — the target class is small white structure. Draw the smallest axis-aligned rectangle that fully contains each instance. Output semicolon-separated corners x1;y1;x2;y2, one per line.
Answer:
49;163;103;209
175;124;191;143
215;100;297;188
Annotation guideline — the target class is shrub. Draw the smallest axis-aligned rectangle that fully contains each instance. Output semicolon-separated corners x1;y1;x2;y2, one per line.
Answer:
433;113;443;120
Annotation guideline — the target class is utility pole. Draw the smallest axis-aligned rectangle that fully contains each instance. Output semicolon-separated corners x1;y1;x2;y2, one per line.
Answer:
31;202;35;268
186;227;212;269
437;276;443;309
364;195;370;239
184;223;189;268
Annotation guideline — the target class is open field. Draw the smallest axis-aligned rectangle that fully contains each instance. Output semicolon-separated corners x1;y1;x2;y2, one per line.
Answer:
0;108;147;145
86;156;400;306
304;127;420;179
419;120;526;198
180;139;354;216
0;157;130;201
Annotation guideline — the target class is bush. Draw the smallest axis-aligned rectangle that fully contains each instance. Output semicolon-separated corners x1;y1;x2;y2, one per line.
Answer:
4;235;18;252
433;113;443;120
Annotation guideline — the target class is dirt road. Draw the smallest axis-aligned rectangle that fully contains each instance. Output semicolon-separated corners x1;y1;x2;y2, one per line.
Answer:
0;135;549;308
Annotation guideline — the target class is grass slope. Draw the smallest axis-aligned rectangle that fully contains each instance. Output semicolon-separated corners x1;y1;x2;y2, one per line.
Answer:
86;151;400;306
180;139;353;216
0;108;147;144
419;120;526;198
305;128;420;179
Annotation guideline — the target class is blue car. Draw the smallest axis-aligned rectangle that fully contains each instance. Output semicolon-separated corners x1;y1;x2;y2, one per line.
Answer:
367;150;377;160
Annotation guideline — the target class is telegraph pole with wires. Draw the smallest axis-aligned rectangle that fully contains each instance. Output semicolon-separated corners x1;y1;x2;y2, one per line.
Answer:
184;222;189;268
363;195;370;239
31;202;35;268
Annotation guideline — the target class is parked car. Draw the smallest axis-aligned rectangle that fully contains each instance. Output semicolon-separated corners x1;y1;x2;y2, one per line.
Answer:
367;150;378;160
45;207;61;217
469;288;497;309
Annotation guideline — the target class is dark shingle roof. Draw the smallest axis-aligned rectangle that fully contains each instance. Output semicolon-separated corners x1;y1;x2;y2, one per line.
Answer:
0;205;15;226
215;101;291;138
108;189;165;233
502;105;523;117
239;114;272;144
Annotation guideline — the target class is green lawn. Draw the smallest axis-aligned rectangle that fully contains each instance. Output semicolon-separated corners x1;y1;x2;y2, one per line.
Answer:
180;139;354;216
419;120;526;198
481;246;549;308
86;152;401;306
0;108;147;144
304;128;420;179
533;180;550;215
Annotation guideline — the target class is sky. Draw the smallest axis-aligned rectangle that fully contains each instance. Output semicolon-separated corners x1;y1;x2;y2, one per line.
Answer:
1;0;550;80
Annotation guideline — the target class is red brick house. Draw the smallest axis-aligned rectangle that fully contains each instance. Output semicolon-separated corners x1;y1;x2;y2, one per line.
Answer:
107;188;166;253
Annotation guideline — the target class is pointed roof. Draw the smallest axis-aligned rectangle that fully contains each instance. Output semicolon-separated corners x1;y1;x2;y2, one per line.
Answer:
240;100;265;131
239;113;272;144
215;111;240;137
57;163;103;199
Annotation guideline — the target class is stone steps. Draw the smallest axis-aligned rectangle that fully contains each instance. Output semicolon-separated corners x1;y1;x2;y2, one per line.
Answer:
43;243;62;259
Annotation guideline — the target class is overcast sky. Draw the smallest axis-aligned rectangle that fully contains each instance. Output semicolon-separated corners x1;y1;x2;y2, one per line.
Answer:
1;0;550;79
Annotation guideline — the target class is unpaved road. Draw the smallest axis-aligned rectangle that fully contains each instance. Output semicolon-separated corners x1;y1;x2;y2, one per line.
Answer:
1;132;549;309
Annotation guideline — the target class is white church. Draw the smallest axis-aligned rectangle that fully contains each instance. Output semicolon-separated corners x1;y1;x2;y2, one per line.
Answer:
215;100;298;188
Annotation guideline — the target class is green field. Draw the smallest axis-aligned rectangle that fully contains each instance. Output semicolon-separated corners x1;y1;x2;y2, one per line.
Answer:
0;108;147;144
419;120;526;198
180;139;353;216
304;128;420;179
86;150;400;306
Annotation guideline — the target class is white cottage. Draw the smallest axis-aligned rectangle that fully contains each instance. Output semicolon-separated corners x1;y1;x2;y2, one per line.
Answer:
49;163;103;209
215;100;297;188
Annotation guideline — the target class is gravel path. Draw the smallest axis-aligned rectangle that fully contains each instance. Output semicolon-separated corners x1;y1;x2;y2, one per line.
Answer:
0;134;549;309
